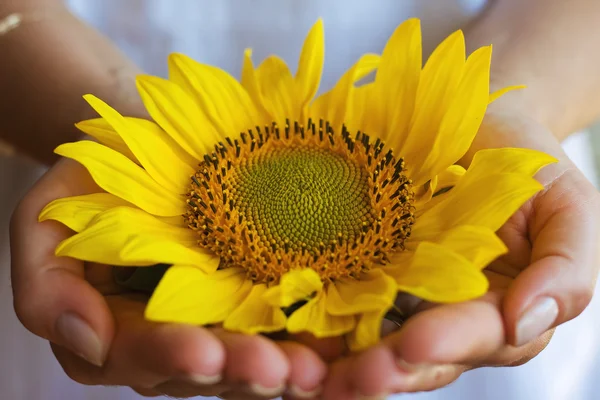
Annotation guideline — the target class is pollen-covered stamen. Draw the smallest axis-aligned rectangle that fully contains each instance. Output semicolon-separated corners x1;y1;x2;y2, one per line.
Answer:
184;119;415;284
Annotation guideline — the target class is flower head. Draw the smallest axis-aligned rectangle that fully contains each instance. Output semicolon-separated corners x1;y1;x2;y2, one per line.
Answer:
40;19;555;350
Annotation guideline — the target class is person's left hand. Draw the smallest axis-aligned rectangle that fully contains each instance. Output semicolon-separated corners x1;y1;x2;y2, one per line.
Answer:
317;109;600;399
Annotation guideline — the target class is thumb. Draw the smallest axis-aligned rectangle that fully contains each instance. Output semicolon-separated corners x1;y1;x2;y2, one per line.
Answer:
503;169;600;346
10;160;115;366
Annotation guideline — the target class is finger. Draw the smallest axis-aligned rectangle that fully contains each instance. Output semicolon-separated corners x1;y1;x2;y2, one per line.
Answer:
212;330;290;399
52;292;297;396
340;346;464;397
321;360;356;400
277;341;326;399
319;358;459;400
151;340;325;400
332;297;499;396
503;169;600;346
387;291;506;366
10;159;114;366
392;296;553;368
51;293;226;388
342;283;547;396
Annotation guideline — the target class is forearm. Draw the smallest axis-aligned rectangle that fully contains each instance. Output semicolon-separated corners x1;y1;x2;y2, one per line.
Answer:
0;0;144;165
465;0;600;140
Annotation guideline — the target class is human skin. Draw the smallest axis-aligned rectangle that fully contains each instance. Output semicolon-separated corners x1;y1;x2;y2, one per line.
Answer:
3;0;600;399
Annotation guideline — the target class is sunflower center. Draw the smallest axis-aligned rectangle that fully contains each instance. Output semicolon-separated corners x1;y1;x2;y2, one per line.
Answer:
184;120;416;284
231;146;373;252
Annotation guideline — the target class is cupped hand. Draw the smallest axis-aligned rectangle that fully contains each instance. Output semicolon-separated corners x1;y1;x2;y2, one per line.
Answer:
319;109;600;399
10;158;326;400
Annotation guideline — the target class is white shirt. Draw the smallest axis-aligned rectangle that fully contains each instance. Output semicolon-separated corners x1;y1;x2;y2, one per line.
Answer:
0;1;598;399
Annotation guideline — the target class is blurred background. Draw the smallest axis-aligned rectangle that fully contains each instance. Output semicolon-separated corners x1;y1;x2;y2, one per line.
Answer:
1;1;599;399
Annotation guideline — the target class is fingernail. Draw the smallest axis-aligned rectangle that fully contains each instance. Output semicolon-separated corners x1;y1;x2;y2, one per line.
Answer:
185;373;222;385
56;312;105;367
515;296;559;347
287;383;322;399
249;382;285;397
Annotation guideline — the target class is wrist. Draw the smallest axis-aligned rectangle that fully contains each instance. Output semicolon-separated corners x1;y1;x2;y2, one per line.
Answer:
0;7;145;165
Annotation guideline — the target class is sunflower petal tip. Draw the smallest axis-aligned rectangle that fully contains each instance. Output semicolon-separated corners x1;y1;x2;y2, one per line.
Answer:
168;52;194;68
405;17;421;27
82;93;97;102
143;305;160;322
313;18;324;32
135;74;159;87
488;84;527;103
53;143;70;156
83;94;109;111
38;210;48;223
54;241;67;257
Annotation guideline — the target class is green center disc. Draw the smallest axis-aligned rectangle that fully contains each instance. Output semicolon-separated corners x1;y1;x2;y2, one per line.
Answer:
231;146;374;251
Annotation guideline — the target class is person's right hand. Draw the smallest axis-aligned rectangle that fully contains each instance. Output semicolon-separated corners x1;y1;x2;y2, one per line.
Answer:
10;158;326;400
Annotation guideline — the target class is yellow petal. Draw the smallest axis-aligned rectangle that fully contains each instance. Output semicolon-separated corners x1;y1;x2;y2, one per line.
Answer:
415;164;466;216
256;56;297;127
39;193;132;232
84;95;195;193
168;53;263;136
287;290;355;337
224;284;287;334
344;83;374;135
326;269;396;315
414;176;438;208
392;242;489;303
413;148;556;240
434;225;507;269
412;173;543;241
136;75;220;159
241;48;271;118
132;117;199;167
434;164;466;191
310;54;380;132
263;268;323;308
489;85;526;104
55;141;184;217
347;309;387;352
56;206;218;270
415;163;466;208
401;30;465;181
466;148;558;181
375;18;422;146
75;118;138;163
409;46;492;185
296;19;325;114
146;266;252;325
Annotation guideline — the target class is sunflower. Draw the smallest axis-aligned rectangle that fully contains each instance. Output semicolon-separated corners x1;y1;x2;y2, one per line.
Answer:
40;19;555;351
